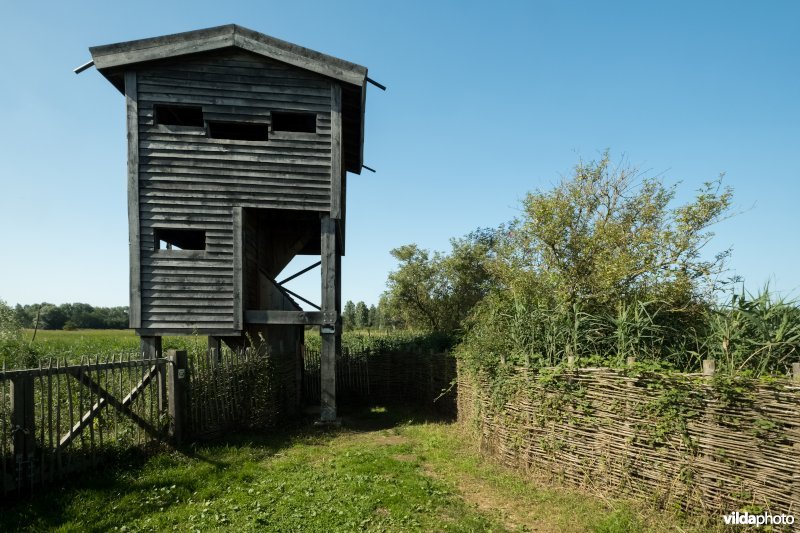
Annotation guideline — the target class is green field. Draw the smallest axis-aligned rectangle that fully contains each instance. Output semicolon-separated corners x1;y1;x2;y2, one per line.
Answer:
23;329;207;360
0;405;699;533
16;328;451;366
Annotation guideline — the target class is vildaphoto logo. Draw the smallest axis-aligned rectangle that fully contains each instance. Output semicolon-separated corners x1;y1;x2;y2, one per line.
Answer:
723;511;795;526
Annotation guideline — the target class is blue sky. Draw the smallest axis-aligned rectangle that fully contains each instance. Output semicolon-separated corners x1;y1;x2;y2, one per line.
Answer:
1;0;798;309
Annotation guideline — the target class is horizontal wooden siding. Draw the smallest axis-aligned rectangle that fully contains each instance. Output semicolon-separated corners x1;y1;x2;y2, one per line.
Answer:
136;49;332;332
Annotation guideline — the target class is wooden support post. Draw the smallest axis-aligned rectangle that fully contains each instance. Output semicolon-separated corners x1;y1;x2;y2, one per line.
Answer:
335;244;342;379
320;215;338;422
167;350;187;446
792;362;799;382
567;355;576;369
10;376;35;480
703;359;716;377
125;70;142;329
140;336;161;360
626;356;636;367
208;336;222;367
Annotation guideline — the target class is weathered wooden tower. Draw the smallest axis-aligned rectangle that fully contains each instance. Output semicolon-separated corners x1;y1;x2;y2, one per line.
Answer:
85;25;371;421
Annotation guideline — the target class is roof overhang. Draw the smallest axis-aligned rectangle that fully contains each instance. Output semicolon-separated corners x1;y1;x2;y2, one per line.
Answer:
89;24;368;173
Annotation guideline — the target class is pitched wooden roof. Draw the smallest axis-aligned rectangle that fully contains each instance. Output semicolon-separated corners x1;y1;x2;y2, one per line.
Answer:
90;24;368;174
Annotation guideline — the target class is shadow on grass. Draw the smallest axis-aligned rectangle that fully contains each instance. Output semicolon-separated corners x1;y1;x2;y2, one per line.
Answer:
0;402;453;532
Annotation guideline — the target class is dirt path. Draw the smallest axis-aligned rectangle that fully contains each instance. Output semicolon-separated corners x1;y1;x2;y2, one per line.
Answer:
422;458;555;532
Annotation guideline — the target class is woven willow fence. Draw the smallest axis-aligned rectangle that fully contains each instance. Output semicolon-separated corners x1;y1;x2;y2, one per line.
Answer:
458;364;800;516
303;348;456;415
186;346;300;439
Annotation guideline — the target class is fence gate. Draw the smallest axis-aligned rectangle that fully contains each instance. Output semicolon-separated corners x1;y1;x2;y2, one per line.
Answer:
0;356;170;496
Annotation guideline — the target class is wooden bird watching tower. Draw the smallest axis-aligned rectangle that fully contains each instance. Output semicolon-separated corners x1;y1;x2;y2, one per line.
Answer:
84;25;372;422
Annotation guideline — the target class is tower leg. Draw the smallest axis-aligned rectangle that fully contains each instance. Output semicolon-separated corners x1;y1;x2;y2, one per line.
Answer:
208;336;222;366
320;215;338;422
140;336;161;359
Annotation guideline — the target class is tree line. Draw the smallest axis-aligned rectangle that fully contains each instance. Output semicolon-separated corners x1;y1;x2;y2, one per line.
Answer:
13;303;129;330
340;299;403;331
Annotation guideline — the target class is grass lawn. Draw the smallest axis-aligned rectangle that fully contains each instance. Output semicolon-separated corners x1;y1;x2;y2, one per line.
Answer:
0;406;700;533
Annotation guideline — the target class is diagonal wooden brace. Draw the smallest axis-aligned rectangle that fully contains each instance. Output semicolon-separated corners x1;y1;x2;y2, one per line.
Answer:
58;365;161;450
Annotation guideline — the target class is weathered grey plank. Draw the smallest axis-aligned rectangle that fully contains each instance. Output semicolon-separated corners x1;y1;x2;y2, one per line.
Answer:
139;84;331;106
139;321;235;329
244;310;324;325
143;180;330;194
330;83;342;219
144;268;232;277
140;150;331;166
140;135;332;150
92;31;235;69
143;299;233;308
142;178;331;191
141;290;233;298
145;306;232;315
232;207;243;330
140;158;331;172
140;203;234;215
139;140;332;156
142;276;233;285
136;328;242;337
139;191;330;206
139;76;331;97
234;29;365;86
125;71;142;328
138;92;331;112
320;215;337;421
140;166;330;179
141;256;229;266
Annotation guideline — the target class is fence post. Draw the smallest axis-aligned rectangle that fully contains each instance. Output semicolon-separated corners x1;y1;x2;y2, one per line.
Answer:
703;359;716;377
10;375;35;487
208;337;222;369
567;355;576;369
792;362;800;383
428;349;435;405
626;356;636;367
157;359;168;414
167;350;188;446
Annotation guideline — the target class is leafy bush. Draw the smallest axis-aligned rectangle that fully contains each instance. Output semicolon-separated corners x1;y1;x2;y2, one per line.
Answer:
457;153;737;375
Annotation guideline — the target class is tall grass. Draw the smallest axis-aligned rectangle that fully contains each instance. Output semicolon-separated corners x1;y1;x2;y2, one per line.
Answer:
460;287;800;377
702;288;800;375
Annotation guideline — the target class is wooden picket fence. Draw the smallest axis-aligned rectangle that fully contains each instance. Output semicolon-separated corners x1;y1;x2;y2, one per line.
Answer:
0;355;171;497
0;345;305;498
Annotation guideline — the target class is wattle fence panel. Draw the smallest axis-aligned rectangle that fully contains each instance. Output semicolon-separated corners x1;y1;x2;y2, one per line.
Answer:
457;365;800;517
